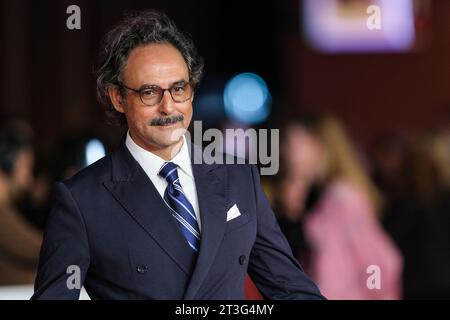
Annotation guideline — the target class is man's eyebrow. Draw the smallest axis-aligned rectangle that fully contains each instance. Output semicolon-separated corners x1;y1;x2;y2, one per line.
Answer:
171;79;189;86
138;79;188;89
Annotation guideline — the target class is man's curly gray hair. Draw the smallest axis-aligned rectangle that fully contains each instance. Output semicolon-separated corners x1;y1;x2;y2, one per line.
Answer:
95;10;204;125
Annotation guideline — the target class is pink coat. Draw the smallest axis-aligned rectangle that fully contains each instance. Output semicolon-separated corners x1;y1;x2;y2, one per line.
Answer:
304;180;403;299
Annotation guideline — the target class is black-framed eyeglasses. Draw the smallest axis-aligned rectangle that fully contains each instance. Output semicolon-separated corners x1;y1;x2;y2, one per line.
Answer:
118;81;193;107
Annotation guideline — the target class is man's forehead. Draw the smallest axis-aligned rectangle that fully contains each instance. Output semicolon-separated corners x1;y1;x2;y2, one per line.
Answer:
124;43;189;85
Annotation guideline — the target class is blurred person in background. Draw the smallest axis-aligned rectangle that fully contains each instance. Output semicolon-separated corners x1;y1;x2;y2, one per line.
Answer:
0;120;43;285
383;130;450;299
275;119;323;270
17;152;52;231
275;114;403;299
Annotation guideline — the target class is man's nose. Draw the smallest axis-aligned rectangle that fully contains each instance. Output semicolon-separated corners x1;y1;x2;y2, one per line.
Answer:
158;90;175;114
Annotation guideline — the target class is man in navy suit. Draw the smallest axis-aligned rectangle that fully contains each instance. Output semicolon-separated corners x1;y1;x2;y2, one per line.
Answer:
32;10;324;300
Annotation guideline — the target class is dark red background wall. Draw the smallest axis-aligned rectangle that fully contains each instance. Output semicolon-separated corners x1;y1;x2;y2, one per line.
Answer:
282;0;450;146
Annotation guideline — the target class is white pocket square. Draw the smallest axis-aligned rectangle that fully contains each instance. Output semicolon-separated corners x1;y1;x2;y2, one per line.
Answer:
226;204;241;222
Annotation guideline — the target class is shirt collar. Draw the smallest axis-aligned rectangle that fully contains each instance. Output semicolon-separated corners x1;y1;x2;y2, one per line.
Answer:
125;130;193;178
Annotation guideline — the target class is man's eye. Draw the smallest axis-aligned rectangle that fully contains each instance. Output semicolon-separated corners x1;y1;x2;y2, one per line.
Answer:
173;86;185;93
141;89;158;96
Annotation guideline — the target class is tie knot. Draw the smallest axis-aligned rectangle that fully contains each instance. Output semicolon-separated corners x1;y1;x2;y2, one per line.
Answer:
159;162;179;184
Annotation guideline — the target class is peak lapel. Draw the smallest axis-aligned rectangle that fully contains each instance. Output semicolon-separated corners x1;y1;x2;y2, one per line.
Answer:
103;143;197;276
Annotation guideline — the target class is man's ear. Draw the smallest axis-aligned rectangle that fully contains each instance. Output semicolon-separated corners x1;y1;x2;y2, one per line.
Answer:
108;85;125;113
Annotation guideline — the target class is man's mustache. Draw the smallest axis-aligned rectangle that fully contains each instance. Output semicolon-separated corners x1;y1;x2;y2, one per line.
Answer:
150;114;184;126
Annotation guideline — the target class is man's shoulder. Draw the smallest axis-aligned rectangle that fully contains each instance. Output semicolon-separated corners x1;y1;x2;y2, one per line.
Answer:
62;153;112;190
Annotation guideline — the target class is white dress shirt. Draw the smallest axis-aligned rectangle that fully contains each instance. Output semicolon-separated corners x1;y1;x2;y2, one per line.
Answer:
125;131;201;231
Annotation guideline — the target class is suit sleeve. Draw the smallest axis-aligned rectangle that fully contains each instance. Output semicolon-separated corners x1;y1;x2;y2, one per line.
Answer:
247;165;325;300
31;182;90;300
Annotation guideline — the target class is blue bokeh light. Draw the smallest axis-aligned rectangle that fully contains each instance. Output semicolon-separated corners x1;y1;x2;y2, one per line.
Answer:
223;73;271;124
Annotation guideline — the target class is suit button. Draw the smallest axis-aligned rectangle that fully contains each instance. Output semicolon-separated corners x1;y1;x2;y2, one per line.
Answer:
136;265;148;274
239;255;247;265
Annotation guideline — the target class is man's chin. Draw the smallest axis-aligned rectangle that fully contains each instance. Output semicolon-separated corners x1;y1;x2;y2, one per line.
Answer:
157;125;186;139
152;131;184;147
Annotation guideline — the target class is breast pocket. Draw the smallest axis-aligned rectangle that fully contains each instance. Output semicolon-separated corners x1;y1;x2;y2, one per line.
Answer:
224;208;255;235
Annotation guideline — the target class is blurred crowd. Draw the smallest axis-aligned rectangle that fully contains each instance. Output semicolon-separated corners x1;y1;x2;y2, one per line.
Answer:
0;121;43;284
1;114;449;299
268;113;450;300
0;120;104;286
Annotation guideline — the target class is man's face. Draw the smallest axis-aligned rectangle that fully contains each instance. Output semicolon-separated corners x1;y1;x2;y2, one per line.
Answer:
110;43;193;154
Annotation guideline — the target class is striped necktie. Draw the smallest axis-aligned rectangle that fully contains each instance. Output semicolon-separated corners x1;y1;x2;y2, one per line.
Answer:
159;162;201;253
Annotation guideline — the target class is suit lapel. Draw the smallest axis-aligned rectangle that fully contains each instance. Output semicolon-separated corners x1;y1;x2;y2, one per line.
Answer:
183;144;228;299
103;143;197;276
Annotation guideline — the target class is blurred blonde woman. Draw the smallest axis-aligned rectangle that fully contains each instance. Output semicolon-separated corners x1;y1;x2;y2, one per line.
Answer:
280;114;402;299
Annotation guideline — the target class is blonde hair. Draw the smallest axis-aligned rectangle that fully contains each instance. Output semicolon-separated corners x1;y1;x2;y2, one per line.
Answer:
303;115;383;215
430;130;450;188
407;130;450;204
